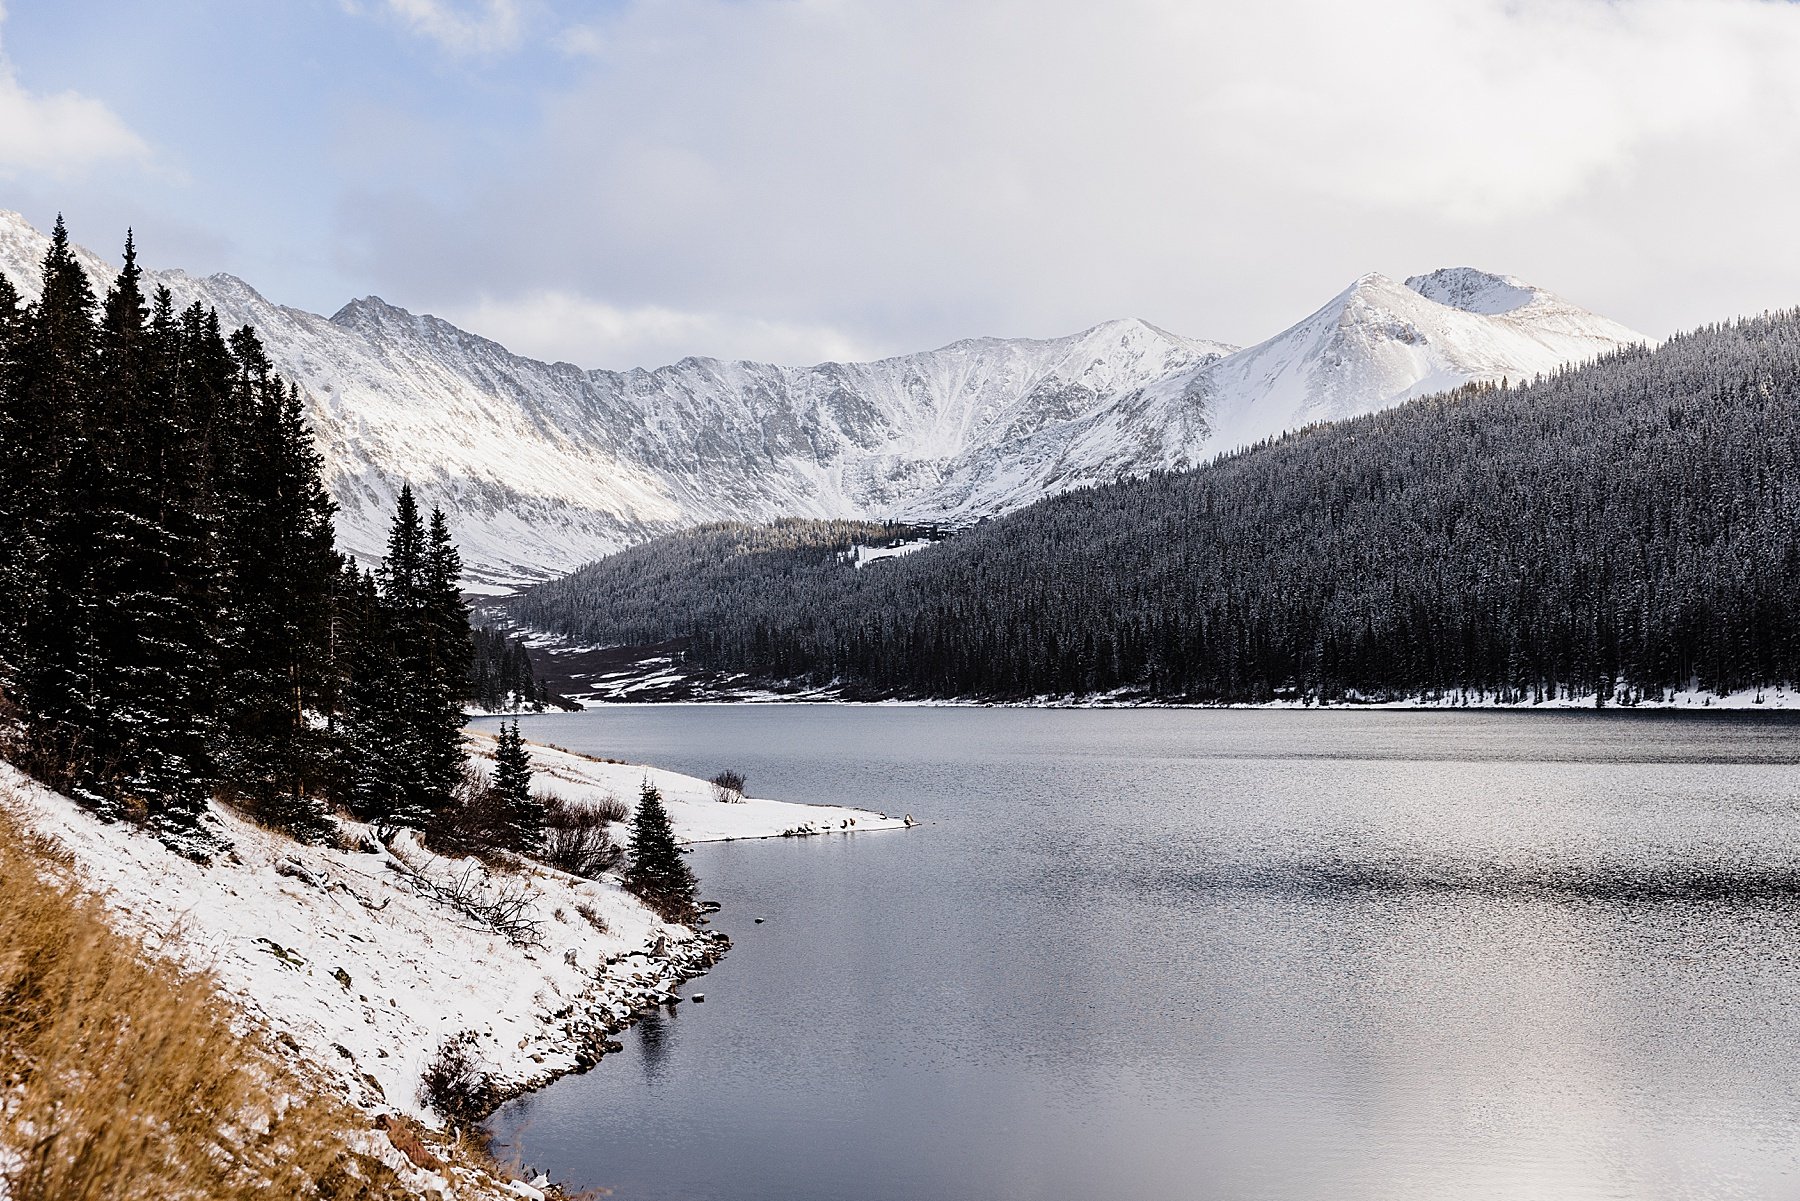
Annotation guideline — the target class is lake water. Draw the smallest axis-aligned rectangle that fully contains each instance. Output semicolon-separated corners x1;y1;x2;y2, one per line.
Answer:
483;706;1800;1201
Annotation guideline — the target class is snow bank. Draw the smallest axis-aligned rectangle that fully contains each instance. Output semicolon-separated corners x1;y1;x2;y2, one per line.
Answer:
0;740;904;1130
464;730;913;840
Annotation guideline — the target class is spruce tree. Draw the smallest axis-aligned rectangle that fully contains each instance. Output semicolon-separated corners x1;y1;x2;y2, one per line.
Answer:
624;781;696;921
375;484;443;828
83;237;218;827
0;267;26;700
212;328;339;836
336;565;430;834
15;216;103;794
418;506;472;823
340;487;473;839
489;720;541;853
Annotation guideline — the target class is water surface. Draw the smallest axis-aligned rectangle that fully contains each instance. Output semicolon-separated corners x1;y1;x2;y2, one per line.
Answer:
486;707;1800;1201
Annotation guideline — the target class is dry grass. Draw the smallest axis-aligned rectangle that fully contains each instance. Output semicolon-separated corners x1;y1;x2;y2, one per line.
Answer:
0;804;457;1200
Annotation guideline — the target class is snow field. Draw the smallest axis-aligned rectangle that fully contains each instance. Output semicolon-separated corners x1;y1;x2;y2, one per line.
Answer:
464;728;912;840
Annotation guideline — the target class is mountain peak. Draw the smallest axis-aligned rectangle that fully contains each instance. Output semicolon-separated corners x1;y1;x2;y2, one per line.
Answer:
331;295;412;327
1404;267;1540;316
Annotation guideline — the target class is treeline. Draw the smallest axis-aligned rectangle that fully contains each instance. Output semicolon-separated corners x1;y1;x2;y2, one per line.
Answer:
513;309;1800;704
0;220;474;846
469;626;551;712
510;517;934;648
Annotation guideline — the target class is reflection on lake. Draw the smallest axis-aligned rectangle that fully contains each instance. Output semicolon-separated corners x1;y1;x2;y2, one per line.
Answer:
485;707;1800;1201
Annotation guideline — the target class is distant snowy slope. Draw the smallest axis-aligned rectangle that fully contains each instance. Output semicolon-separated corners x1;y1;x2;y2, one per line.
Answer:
1133;269;1649;460
0;212;1646;582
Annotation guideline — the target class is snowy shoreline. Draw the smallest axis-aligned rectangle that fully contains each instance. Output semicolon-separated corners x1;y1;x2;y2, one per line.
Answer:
543;686;1800;713
495;620;1800;714
1;739;908;1141
883;687;1800;711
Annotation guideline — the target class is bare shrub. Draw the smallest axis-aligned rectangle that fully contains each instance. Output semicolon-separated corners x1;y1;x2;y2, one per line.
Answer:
414;861;544;948
710;769;747;803
434;765;512;861
417;1033;495;1129
537;791;625;880
573;902;608;933
586;791;630;825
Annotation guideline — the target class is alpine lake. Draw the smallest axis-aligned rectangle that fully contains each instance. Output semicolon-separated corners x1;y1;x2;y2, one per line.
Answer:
478;705;1800;1201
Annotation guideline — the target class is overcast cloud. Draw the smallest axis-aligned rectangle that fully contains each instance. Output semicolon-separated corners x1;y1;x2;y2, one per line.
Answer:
6;0;1800;367
0;2;148;181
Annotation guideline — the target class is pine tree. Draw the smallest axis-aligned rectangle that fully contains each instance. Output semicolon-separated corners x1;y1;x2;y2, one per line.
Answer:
212;328;339;836
15;215;103;794
417;506;472;823
336;565;430;834
82;236;218;827
624;781;696;921
489;720;542;853
339;487;472;839
0;267;27;700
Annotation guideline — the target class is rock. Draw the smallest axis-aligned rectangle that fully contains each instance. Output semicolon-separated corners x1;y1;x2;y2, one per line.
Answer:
692;993;705;1003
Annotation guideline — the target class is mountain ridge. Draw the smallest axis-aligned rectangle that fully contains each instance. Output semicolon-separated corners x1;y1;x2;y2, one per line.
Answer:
0;211;1646;583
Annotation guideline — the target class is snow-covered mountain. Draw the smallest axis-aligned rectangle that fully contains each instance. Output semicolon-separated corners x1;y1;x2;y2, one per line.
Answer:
0;212;1645;583
1135;268;1649;458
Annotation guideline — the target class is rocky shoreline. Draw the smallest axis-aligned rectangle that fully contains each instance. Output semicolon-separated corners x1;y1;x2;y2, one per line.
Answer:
486;926;731;1115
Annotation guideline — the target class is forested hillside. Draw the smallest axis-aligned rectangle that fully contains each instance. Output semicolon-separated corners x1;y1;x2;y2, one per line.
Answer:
512;310;1800;705
0;220;485;851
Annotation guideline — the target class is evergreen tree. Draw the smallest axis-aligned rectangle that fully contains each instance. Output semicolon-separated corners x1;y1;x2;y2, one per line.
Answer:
0;220;365;849
418;506;472;822
0;267;27;701
624;781;696;921
82;238;219;827
336;565;430;834
489;720;542;854
211;328;339;836
469;626;550;711
339;487;473;839
376;485;452;830
15;216;103;794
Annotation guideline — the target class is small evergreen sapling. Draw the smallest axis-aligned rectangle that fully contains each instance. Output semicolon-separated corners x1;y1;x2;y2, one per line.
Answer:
490;721;543;854
624;781;696;922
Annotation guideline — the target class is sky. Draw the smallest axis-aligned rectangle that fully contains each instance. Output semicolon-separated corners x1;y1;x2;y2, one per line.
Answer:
4;0;1800;369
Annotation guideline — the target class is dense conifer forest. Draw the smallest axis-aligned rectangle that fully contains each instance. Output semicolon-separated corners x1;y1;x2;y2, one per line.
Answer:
513;311;1800;705
468;626;553;712
0;220;489;849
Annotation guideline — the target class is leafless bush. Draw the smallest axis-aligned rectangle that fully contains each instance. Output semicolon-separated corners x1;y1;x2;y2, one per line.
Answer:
417;1032;495;1128
574;902;608;933
710;769;748;803
537;791;625;880
432;765;515;862
415;861;544;948
584;791;630;825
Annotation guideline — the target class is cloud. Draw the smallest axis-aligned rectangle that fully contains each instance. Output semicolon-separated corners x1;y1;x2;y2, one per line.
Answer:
0;6;150;179
343;0;1800;359
555;23;607;59
445;290;877;370
363;0;524;55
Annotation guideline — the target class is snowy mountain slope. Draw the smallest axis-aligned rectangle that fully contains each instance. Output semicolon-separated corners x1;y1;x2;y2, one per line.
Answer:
0;211;1645;582
1131;269;1650;459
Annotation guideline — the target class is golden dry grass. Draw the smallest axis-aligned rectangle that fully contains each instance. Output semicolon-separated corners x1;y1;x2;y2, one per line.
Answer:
0;804;442;1200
